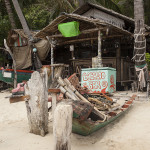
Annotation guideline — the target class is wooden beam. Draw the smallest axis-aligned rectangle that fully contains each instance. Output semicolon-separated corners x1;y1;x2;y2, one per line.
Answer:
48;89;60;93
9;95;30;103
58;35;123;45
48;28;104;38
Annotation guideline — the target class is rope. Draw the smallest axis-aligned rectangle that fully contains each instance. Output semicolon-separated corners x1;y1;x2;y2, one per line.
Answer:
132;28;146;62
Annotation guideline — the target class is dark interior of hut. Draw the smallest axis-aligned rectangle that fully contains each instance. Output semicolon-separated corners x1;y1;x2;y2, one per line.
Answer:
42;36;135;91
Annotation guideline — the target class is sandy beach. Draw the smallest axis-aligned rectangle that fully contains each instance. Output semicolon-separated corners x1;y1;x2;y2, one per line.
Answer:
0;90;150;150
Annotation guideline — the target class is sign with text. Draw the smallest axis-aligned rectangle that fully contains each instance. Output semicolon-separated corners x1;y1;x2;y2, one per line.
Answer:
81;68;116;93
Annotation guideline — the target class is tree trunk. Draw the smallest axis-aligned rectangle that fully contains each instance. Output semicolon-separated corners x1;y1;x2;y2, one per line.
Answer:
12;0;42;70
4;0;16;29
12;0;32;40
134;0;147;89
25;69;48;136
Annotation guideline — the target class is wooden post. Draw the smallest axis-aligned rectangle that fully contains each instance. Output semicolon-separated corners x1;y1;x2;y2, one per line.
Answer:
51;40;54;79
53;102;73;150
116;41;121;81
70;45;74;59
48;89;60;118
4;39;17;88
24;68;48;136
97;30;102;68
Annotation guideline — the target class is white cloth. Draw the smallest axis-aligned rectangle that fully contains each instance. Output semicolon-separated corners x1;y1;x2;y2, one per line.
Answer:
135;65;147;89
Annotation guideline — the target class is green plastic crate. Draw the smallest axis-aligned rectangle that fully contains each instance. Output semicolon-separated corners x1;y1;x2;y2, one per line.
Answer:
58;21;80;37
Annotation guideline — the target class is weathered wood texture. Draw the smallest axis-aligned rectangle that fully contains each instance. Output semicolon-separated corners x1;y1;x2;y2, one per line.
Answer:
4;0;16;29
9;95;30;103
116;42;121;81
83;8;125;28
49;65;66;88
97;30;103;68
4;39;17;88
53;102;73;150
25;69;48;136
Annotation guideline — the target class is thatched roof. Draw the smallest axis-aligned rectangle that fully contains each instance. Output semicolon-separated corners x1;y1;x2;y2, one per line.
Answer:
7;29;40;46
35;13;132;45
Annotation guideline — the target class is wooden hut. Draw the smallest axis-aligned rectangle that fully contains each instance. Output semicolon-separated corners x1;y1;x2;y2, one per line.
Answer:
35;3;150;90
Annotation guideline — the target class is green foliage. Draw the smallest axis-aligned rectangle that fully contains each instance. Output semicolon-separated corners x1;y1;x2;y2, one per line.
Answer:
23;5;51;30
116;0;150;25
38;0;77;20
95;0;121;13
0;13;11;47
145;53;150;70
0;0;150;49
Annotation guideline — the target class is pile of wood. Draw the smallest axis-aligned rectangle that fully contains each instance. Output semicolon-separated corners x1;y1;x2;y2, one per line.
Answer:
57;77;106;121
56;76;122;114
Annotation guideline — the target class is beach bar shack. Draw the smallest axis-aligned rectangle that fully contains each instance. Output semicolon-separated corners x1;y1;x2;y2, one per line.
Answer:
35;2;150;91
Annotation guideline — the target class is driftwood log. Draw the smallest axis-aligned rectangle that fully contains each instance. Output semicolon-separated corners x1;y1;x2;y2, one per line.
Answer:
53;102;73;150
25;69;48;136
4;39;17;88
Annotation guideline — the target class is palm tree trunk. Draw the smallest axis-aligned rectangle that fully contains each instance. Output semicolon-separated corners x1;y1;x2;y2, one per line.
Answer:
4;0;16;29
12;0;32;40
134;0;147;89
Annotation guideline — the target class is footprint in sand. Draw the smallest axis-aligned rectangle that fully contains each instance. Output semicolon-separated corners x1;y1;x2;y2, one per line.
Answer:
0;139;4;143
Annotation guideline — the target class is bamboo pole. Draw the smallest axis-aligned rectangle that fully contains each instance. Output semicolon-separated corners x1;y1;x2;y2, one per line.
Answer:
63;78;90;103
97;30;103;68
51;41;54;79
57;77;79;100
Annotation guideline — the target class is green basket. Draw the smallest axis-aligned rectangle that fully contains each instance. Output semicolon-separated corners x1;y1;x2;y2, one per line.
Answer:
58;21;80;37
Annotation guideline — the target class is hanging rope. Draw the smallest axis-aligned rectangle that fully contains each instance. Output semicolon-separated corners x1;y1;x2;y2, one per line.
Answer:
132;28;146;63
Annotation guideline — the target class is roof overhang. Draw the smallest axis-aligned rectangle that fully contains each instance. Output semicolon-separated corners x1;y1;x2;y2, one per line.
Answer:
35;13;133;45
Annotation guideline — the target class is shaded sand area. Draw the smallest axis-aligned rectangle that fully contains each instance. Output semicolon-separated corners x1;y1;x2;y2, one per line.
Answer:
0;91;150;150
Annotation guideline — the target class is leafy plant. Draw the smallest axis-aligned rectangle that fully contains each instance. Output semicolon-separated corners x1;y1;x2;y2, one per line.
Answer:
145;53;150;70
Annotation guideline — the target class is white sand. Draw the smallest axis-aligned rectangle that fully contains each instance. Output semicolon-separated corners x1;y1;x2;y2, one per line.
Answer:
0;91;150;150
